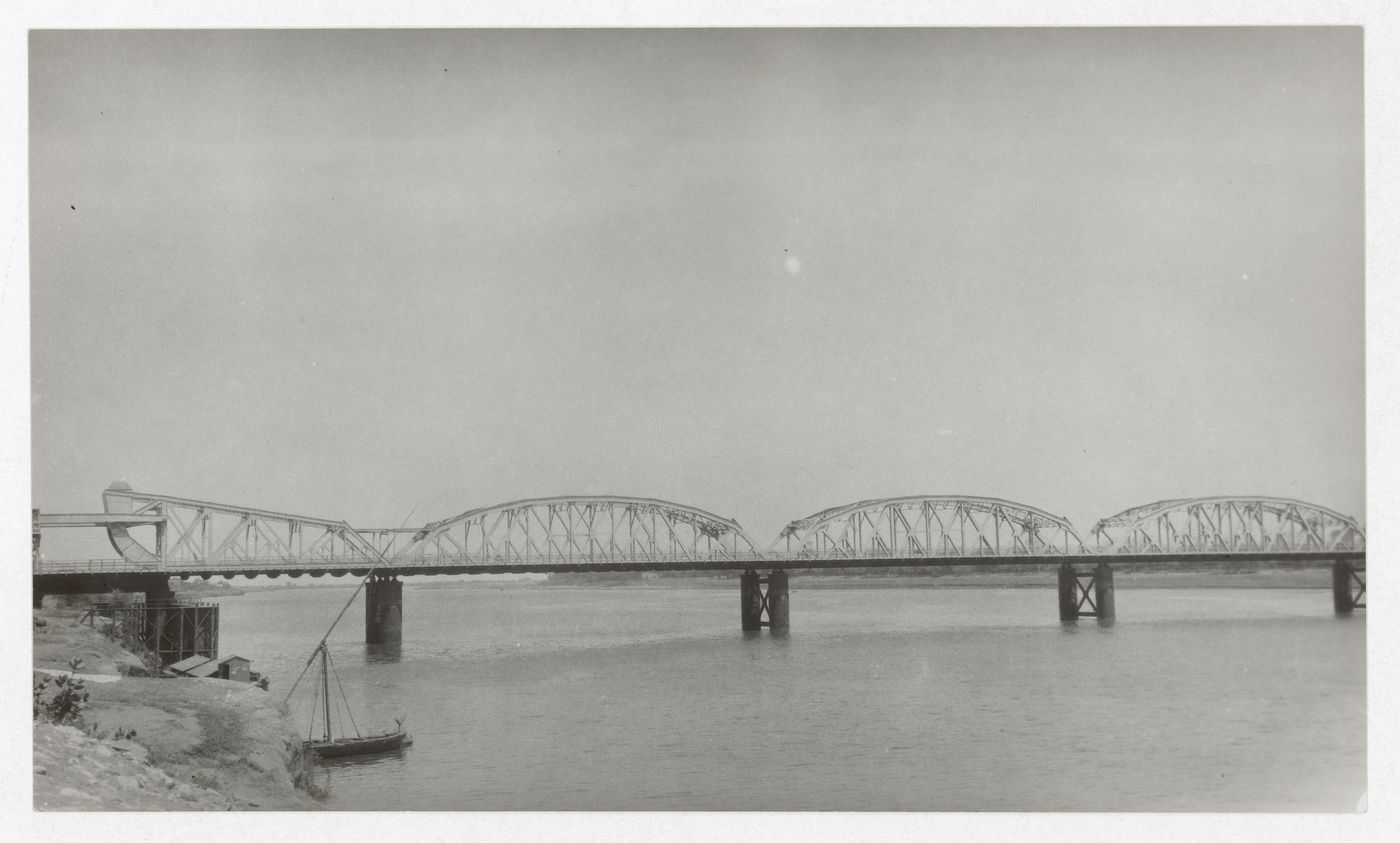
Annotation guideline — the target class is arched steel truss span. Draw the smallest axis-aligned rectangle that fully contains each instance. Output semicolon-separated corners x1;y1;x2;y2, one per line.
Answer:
1088;496;1365;554
101;482;381;566
393;496;762;568
774;496;1088;559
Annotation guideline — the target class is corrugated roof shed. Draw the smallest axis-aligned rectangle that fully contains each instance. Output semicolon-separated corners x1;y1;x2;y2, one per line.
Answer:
167;655;214;674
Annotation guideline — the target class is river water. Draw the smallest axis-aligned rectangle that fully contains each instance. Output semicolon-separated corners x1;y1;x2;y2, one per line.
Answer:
214;581;1365;811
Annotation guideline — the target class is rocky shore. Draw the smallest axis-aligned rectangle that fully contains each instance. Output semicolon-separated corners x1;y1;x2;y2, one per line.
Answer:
32;609;320;811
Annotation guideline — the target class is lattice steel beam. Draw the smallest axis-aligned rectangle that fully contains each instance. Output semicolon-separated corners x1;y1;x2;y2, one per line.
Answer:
775;495;1088;558
102;481;381;566
1088;496;1364;554
395;495;760;566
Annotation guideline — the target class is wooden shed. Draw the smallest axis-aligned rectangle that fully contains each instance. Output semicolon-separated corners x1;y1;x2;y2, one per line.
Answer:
217;656;252;682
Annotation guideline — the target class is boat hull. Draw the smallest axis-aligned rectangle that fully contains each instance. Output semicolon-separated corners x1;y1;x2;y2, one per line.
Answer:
305;731;409;759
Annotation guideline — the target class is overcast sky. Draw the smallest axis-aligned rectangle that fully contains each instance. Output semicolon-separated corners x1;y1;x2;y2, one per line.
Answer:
27;28;1364;557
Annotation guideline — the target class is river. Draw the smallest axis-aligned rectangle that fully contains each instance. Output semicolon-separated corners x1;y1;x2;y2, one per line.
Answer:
214;580;1365;811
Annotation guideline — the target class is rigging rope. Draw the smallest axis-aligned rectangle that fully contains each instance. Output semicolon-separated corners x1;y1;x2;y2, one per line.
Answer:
326;648;362;738
281;534;393;706
304;678;319;742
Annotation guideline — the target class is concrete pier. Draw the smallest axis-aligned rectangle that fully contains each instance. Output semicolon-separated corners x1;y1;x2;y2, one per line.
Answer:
740;571;763;631
767;569;790;631
740;570;788;631
365;575;403;644
1333;559;1364;613
1058;563;1079;621
1093;562;1115;623
1057;562;1114;622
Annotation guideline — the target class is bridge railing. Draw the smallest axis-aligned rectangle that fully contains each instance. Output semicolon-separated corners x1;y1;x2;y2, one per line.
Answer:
36;558;164;574
35;544;1363;577
761;548;1085;562
33;555;384;575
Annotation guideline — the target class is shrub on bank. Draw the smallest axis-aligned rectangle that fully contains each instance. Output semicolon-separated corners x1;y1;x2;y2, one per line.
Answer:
33;658;89;726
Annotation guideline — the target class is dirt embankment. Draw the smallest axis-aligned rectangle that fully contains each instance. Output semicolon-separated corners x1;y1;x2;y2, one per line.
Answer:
33;609;320;811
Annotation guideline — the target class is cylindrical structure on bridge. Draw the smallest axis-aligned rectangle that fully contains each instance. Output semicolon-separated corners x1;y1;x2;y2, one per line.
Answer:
767;570;790;631
1333;559;1354;614
1057;563;1079;621
740;571;763;631
365;575;403;644
1093;562;1115;623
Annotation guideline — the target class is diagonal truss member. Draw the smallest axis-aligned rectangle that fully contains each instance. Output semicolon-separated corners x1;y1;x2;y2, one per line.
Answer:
102;481;380;566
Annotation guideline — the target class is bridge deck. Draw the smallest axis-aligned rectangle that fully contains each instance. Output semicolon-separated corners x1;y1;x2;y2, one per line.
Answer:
34;550;1365;581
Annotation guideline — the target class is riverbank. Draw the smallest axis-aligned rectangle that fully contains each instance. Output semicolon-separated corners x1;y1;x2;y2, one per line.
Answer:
32;609;320;811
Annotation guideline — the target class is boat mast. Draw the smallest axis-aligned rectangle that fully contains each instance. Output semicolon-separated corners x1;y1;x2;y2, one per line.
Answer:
320;643;331;742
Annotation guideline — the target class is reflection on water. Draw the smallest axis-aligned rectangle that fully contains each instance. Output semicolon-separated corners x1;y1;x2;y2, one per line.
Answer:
365;642;402;664
219;584;1365;811
311;746;413;793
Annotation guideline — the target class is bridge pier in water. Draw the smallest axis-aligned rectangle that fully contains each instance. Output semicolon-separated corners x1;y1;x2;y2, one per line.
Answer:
1058;562;1115;623
1333;559;1366;613
365;575;403;644
740;569;789;632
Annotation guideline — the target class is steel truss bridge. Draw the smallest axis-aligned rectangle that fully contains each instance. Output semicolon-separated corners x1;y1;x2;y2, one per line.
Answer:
34;483;1366;576
34;483;1366;636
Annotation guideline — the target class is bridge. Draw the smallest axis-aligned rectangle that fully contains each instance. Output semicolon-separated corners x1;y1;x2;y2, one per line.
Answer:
33;483;1365;645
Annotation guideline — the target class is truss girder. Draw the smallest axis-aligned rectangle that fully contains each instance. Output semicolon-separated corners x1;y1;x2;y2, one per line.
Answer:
102;483;381;566
774;495;1088;559
1088;496;1365;554
394;496;760;567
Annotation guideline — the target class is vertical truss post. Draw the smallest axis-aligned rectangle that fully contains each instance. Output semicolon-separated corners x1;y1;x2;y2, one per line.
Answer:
365;575;404;644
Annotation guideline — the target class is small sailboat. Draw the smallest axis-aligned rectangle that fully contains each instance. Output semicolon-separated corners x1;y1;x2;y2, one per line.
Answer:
300;641;410;760
283;537;411;763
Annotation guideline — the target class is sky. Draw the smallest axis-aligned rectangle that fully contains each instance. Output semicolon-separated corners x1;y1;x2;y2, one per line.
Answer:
24;27;1365;559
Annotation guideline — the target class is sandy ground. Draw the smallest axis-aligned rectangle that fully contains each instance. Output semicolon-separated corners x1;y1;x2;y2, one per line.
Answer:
32;610;320;811
32;609;148;675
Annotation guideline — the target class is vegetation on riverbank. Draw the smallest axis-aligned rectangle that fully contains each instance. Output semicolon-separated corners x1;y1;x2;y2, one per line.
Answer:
32;609;320;811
